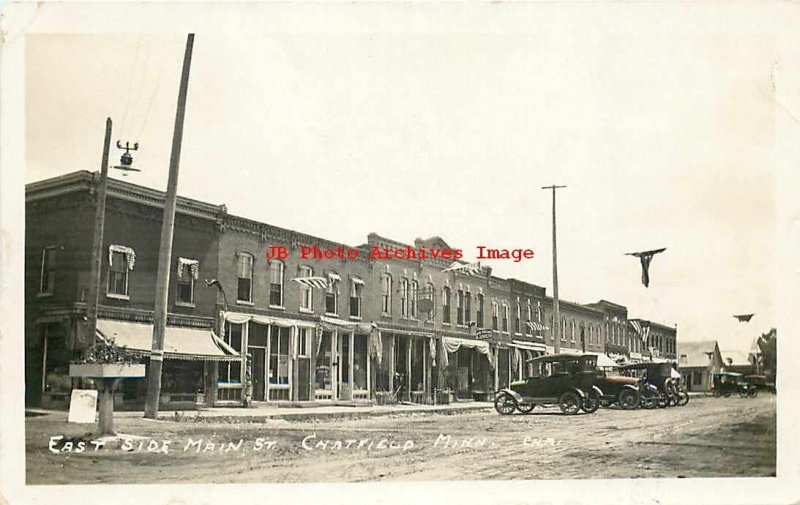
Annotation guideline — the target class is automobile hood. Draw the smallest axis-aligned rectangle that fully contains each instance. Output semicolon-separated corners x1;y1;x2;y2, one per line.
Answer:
600;376;639;386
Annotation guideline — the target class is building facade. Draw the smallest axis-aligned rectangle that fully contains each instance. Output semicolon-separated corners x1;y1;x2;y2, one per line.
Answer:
25;171;679;408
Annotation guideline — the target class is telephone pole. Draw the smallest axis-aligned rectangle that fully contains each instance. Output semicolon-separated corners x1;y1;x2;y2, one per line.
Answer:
144;34;195;419
542;185;566;354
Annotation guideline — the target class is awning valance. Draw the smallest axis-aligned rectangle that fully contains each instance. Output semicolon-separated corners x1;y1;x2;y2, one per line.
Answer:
222;311;317;329
108;245;135;270
328;272;342;282
350;276;365;285
176;258;200;280
95;319;239;361
319;315;373;335
441;337;494;369
292;276;328;290
510;340;547;352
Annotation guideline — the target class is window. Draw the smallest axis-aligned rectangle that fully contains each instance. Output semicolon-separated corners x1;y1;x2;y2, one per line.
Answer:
410;280;418;318
571;321;576;342
381;274;392;315
425;282;436;320
491;302;499;330
442;287;451;324
561;318;567;341
515;302;521;333
456;290;464;325
218;322;243;383
326;273;340;314
237;253;253;303
107;245;134;297
465;291;472;324
400;278;409;317
176;258;199;305
350;278;363;318
269;260;284;307
525;302;532;334
299;266;313;311
39;247;56;295
269;326;291;385
476;294;484;327
502;304;509;332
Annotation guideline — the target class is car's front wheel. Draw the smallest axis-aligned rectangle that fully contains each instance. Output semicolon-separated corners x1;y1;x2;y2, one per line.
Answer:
678;390;690;406
582;395;600;414
516;403;535;414
494;392;517;415
558;392;581;415
747;388;758;398
619;389;640;410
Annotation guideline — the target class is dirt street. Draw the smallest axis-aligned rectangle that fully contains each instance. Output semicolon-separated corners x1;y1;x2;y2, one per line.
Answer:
26;394;775;484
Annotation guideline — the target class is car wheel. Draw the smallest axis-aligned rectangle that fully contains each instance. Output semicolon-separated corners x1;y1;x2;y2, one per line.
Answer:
723;391;731;398
494;393;517;415
738;389;748;398
713;389;721;398
558;392;581;415
516;403;535;414
748;388;758;398
619;389;640;410
678;390;690;406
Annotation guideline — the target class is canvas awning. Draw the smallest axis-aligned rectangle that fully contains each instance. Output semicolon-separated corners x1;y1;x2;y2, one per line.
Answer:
95;319;239;361
441;337;495;369
510;340;547;352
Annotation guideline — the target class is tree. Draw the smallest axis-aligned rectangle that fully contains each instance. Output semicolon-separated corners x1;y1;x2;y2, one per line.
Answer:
756;328;777;379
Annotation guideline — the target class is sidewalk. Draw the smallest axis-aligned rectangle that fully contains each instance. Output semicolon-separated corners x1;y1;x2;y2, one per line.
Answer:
27;401;494;423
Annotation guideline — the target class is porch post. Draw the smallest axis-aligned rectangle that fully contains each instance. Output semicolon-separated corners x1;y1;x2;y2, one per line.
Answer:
389;334;395;395
405;337;412;401
425;338;431;403
309;330;317;401
291;327;300;402
348;330;355;400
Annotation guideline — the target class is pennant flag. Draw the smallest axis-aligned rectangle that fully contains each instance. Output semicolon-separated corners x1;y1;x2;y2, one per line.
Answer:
625;248;666;287
630;320;651;344
292;276;328;289
734;314;754;322
526;321;549;333
442;261;483;276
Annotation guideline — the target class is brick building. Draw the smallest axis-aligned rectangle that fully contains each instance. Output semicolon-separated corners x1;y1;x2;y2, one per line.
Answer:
25;171;679;408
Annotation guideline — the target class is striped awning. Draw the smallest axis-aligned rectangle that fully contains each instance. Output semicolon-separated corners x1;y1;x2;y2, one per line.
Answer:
510;340;547;352
526;321;549;333
442;261;483;276
292;276;328;289
351;276;365;285
327;272;342;282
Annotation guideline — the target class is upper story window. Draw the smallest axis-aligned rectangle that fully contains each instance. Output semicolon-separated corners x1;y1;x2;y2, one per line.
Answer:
491;301;499;330
561;318;567;341
299;265;313;311
326;272;340;315
176;258;199;305
515;302;522;333
350;277;364;318
400;278;409;317
410;280;418;319
236;252;254;304
107;245;135;298
464;291;472;324
425;282;436;320
269;260;285;308
571;320;576;342
39;246;57;295
456;290;464;325
502;304;509;332
442;287;451;324
381;274;392;315
476;294;484;327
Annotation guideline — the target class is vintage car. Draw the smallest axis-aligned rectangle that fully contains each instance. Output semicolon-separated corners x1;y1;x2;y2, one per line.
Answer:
618;362;688;408
593;367;641;409
712;372;758;398
494;353;602;415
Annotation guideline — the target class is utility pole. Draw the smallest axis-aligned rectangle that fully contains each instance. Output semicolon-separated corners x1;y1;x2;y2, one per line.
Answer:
86;118;112;350
542;185;566;354
144;34;195;419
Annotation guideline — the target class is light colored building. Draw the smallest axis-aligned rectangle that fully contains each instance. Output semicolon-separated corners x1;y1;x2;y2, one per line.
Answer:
677;340;724;392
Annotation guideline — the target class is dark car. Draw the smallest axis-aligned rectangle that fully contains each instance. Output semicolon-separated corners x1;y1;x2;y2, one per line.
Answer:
712;372;758;398
618;362;688;408
593;368;641;409
494;353;602;415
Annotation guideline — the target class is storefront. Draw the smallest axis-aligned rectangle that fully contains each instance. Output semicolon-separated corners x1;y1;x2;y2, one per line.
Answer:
373;327;434;403
315;316;377;401
508;341;547;381
440;337;495;401
221;312;318;403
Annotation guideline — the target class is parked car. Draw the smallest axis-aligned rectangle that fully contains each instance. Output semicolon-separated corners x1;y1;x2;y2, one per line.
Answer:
712;372;758;398
494;353;602;415
593;367;641;409
618;362;688;408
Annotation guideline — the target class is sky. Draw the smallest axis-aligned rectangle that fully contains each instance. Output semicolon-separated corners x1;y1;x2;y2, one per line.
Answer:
24;7;781;354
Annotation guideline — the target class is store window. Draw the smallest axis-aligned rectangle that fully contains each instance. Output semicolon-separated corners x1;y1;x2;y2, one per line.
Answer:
269;326;290;385
218;322;242;383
